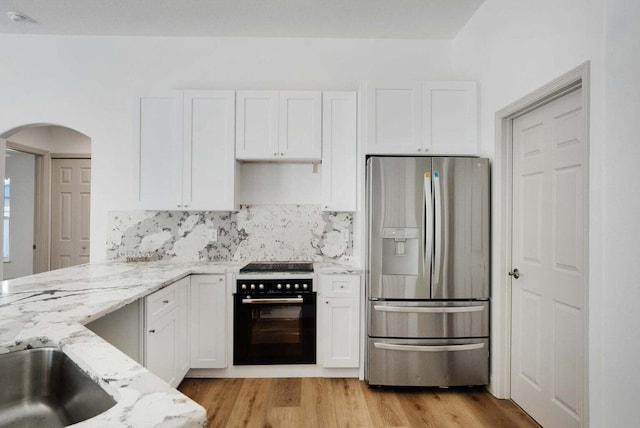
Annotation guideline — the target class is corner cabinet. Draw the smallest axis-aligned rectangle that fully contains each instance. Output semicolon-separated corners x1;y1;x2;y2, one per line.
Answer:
190;274;227;369
236;90;322;161
362;81;478;155
137;90;238;211
321;91;357;212
319;274;361;368
144;277;190;388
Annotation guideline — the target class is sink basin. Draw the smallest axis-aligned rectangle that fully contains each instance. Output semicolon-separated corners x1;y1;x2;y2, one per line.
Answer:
0;348;116;427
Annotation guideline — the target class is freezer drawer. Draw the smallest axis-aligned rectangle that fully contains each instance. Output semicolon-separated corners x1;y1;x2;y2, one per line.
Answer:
367;338;489;387
368;300;489;338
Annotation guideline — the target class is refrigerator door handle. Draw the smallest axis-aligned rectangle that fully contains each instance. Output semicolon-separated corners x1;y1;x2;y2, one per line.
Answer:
424;172;433;282
433;171;442;285
373;305;485;314
374;342;485;352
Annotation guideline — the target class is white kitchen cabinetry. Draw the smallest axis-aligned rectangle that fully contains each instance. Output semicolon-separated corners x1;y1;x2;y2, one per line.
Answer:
183;90;238;211
320;274;361;368
144;277;189;388
236;90;322;161
138;92;183;210
363;81;477;155
190;274;227;369
321;91;357;212
138;90;238;211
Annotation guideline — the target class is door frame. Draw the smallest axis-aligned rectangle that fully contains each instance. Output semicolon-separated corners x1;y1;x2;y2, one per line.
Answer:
4;141;51;275
493;62;590;422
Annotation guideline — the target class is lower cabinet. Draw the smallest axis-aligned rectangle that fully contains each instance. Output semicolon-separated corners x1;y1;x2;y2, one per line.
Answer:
320;274;361;368
190;274;227;369
144;277;189;388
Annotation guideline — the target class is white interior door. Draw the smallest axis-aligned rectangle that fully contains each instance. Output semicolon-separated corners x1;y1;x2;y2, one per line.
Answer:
511;87;586;428
51;158;91;269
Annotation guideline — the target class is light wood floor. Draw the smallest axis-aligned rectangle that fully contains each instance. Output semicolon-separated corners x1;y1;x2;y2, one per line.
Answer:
178;378;540;428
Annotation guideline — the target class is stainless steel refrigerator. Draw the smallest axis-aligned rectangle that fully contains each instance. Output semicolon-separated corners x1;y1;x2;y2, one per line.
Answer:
366;156;490;387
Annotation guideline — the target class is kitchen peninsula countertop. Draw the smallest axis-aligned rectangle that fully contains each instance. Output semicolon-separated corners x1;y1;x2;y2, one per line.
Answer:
0;259;360;427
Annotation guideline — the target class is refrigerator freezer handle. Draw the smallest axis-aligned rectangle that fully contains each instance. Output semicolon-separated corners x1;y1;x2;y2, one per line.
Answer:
373;342;485;352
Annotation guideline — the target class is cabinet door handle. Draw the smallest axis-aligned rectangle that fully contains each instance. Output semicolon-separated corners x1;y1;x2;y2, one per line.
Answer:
149;329;156;333
163;300;169;304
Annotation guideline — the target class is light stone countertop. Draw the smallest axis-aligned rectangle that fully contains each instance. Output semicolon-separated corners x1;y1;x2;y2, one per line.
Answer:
0;259;359;427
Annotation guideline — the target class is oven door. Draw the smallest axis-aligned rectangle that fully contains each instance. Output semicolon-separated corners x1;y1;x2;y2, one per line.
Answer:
233;293;316;365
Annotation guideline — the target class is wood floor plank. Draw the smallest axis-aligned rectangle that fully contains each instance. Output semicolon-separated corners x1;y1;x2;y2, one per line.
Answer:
225;378;272;428
179;377;541;428
300;377;338;428
331;378;375;427
360;384;412;427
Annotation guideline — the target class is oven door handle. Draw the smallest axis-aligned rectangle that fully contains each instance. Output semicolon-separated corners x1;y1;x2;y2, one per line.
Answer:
242;297;304;304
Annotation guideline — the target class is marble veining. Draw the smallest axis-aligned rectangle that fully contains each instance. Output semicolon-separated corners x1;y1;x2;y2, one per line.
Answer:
0;261;240;427
107;205;353;263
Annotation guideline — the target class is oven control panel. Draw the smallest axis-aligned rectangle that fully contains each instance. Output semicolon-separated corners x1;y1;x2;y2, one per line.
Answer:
236;278;314;295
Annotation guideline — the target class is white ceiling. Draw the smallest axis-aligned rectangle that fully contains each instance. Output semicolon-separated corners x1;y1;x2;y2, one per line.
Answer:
0;0;484;39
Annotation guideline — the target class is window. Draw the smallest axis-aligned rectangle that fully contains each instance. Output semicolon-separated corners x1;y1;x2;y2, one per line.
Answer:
3;178;9;261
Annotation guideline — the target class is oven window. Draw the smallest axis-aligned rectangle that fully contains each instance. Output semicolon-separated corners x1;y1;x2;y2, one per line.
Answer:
251;306;303;345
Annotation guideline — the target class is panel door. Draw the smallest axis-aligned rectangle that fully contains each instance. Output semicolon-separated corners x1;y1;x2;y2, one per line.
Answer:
364;82;422;154
190;275;227;369
431;157;489;299
138;92;183;210
511;87;586;428
183;90;238;211
321;91;357;211
235;90;279;159
279;91;322;160
50;158;91;269
423;81;478;154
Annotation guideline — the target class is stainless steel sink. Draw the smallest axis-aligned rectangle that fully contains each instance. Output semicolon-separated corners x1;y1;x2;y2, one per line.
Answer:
0;348;116;427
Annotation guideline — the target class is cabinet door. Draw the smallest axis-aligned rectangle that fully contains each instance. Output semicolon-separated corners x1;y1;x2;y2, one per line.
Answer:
236;91;279;159
146;307;179;386
183;90;238;211
145;277;189;388
279;91;322;160
364;81;422;155
320;274;361;368
322;91;357;212
422;81;478;154
322;298;360;368
138;92;183;209
190;275;227;369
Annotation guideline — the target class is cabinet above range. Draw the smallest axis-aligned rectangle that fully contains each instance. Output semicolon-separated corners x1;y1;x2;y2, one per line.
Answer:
235;91;322;161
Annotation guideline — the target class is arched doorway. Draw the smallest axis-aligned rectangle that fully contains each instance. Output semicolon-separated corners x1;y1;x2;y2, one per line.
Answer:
0;124;91;280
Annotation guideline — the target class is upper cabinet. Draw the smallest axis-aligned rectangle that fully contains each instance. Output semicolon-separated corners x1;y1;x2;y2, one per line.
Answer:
363;81;478;155
236;90;322;161
138;90;238;211
321;91;357;212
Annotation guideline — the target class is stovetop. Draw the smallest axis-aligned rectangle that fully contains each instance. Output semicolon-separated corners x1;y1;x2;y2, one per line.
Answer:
239;261;314;274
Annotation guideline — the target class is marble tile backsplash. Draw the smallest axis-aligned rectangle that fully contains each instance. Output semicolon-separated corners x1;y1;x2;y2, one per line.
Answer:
107;205;353;263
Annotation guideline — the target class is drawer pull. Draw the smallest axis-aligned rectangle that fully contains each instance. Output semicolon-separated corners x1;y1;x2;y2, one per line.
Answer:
373;305;484;314
163;300;169;304
374;342;484;353
149;329;156;334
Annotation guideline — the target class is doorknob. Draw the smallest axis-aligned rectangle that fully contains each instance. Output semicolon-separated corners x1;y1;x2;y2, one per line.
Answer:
508;269;520;279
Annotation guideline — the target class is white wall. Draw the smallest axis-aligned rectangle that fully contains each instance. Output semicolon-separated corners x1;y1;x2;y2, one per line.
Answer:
453;0;640;426
601;0;640;425
4;150;35;279
0;35;453;263
8;126;91;154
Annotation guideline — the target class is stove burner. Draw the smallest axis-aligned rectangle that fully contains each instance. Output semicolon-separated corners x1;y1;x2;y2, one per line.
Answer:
239;261;314;274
